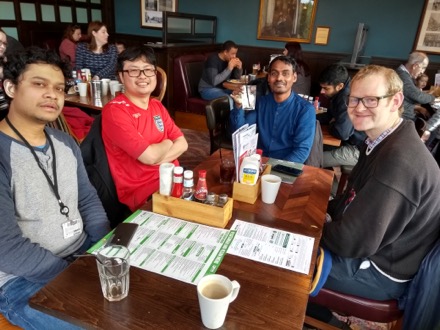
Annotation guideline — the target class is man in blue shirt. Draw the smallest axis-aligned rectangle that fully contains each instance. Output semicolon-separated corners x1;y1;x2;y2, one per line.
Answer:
230;56;315;163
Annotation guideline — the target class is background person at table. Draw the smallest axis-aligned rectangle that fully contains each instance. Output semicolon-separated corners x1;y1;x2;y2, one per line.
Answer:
0;28;9;119
59;24;82;70
75;21;117;80
313;65;440;317
115;40;126;54
414;73;436;120
102;46;188;212
283;42;311;96
230;55;315;163
0;47;110;329
318;64;366;168
395;51;440;121
198;40;243;101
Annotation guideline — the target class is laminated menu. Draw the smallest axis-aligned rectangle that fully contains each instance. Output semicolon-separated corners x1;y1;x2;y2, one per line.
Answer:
88;210;236;285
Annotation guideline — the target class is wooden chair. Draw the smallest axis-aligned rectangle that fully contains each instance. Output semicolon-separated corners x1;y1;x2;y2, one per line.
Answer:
152;66;167;102
47;113;81;144
305;288;403;330
336;165;353;195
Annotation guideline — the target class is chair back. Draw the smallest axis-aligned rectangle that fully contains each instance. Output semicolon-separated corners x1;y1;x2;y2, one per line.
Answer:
47;112;80;144
80;116;131;228
152;66;167;101
205;96;233;155
304;120;323;168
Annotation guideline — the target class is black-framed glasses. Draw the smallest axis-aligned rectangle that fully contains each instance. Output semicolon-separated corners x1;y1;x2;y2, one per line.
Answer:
346;94;395;108
121;68;157;78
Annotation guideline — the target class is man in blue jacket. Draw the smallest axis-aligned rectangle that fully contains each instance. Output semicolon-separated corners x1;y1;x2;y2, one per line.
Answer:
230;56;315;163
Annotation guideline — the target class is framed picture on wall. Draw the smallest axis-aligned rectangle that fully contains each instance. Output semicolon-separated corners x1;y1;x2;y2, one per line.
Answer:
414;0;440;54
257;0;318;43
141;0;178;29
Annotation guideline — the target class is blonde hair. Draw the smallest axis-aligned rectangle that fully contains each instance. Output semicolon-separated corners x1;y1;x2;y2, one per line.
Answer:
352;65;404;115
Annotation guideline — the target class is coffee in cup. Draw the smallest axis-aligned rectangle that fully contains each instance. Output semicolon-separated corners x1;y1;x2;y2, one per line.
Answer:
197;274;240;329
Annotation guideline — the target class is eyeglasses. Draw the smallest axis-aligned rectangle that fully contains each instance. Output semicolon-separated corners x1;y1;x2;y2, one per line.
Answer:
121;68;156;78
346;94;395;108
0;41;7;48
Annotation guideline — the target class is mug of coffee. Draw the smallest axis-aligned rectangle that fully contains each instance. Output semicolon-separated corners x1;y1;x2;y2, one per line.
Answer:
74;82;88;97
197;274;240;329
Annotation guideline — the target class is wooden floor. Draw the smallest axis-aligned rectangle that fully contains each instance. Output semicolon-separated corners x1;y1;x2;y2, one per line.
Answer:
174;111;208;132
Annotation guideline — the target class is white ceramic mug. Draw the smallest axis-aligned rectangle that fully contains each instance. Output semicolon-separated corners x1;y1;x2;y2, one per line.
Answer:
261;174;282;204
109;80;121;96
74;82;88;97
197;274;240;329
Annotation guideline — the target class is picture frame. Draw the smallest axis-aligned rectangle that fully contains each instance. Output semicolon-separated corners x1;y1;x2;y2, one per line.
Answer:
257;0;318;43
141;0;178;29
414;0;440;54
315;26;330;45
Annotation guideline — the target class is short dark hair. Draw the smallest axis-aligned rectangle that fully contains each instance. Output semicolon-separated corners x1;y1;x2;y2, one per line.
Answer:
3;46;71;86
284;42;303;62
268;55;297;73
318;64;348;86
222;40;237;51
117;46;156;73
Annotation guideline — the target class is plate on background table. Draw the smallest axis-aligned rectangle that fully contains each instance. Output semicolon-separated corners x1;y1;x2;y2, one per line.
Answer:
227;79;243;84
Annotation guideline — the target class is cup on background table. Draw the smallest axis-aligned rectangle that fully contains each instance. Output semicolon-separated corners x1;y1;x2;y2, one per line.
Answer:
159;162;175;196
252;63;260;75
110;80;122;96
96;245;130;302
260;174;282;204
219;157;235;184
74;82;88;97
91;80;102;99
197;274;240;329
101;78;111;96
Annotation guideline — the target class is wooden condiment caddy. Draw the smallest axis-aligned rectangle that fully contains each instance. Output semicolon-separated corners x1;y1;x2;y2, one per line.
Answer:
232;164;271;204
152;192;233;228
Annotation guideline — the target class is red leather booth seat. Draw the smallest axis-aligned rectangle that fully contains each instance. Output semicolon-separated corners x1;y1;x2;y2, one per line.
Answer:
309;288;403;323
173;54;209;115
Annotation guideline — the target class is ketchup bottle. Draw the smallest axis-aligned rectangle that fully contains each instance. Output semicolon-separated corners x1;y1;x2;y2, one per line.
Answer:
170;166;184;198
194;170;208;203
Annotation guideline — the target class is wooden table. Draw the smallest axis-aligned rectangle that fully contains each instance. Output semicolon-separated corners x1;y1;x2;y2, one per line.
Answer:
29;150;333;330
64;93;114;114
321;125;342;147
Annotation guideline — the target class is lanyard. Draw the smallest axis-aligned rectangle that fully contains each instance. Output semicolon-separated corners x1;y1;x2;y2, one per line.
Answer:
5;117;70;219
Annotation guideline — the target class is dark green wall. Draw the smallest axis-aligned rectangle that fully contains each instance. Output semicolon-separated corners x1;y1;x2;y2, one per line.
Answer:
115;0;435;61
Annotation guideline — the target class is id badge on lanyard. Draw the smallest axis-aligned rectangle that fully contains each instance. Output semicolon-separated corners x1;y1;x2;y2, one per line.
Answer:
62;218;82;239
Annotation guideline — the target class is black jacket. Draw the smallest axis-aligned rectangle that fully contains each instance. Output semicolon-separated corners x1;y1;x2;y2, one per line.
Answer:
80;115;131;228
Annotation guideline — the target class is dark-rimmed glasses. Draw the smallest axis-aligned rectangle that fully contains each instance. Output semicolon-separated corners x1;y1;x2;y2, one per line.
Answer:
121;68;157;78
346;94;395;108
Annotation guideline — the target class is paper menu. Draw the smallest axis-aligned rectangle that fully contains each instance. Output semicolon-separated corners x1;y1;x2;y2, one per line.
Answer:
232;124;259;180
227;220;315;275
88;210;236;285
